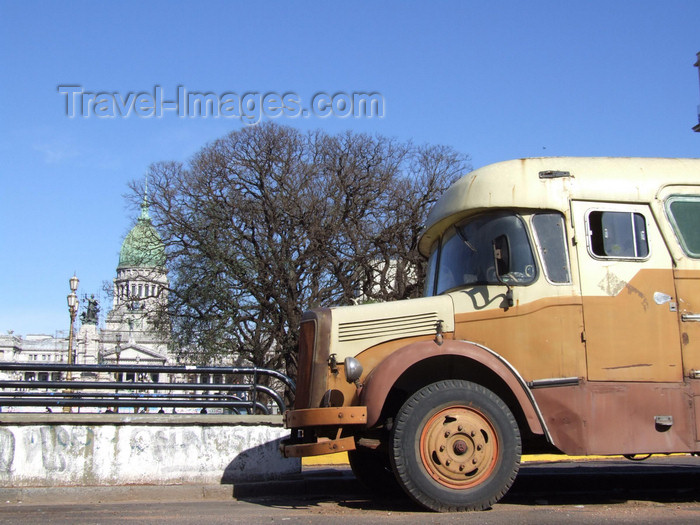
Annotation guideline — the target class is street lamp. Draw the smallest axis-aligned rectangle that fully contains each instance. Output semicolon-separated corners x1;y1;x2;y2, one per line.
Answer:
114;333;122;413
66;274;79;380
694;52;700;132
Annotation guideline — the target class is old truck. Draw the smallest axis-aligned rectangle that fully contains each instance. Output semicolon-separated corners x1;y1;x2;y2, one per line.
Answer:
281;157;700;511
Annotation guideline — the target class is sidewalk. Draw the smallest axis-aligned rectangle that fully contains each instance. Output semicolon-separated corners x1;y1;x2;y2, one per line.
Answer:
1;466;358;506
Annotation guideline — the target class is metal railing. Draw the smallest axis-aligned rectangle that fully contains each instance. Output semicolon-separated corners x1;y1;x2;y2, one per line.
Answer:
0;363;295;415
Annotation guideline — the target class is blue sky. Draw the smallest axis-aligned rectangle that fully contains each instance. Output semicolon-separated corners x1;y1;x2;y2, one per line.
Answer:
1;0;699;336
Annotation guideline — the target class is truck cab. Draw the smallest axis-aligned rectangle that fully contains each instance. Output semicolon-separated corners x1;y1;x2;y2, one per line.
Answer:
282;157;700;511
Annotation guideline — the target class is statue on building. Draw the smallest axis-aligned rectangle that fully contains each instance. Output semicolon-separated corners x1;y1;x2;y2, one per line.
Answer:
80;295;100;325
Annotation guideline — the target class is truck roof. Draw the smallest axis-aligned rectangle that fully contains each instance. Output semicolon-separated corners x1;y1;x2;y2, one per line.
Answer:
419;157;700;256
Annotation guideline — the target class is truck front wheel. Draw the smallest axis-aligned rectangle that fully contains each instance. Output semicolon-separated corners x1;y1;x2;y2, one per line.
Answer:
390;380;521;512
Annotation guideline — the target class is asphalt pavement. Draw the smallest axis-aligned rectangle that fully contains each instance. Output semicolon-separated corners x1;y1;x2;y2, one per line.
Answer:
2;457;700;525
3;454;700;507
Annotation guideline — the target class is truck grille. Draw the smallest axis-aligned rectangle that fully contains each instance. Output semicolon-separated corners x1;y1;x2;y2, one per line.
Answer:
338;312;440;342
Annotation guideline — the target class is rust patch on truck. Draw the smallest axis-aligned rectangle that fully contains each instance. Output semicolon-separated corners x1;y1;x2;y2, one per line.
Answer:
533;381;696;455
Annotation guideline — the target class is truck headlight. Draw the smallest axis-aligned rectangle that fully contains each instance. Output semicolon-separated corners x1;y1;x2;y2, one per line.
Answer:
344;357;363;384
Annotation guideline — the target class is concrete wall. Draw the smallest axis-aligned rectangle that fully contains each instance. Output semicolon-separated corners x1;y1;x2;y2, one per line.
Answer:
0;414;299;487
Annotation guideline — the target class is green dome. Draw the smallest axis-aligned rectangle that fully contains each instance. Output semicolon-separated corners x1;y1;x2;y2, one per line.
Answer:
118;199;166;269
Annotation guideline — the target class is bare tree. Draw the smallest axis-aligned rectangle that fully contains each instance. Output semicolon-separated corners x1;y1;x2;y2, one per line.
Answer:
130;123;470;393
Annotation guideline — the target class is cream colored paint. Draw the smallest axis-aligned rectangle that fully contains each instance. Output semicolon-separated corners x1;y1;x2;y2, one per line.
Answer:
326;295;454;362
654;185;700;270
421;158;700;256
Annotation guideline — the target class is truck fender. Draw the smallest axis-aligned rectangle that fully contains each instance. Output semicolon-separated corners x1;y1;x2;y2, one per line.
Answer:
359;339;550;440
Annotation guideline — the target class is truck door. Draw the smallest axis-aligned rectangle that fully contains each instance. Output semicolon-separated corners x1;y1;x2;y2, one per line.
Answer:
571;201;682;382
663;192;700;379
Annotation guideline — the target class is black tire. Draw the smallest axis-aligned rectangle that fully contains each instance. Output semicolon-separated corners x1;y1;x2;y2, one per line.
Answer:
390;380;521;512
348;446;403;495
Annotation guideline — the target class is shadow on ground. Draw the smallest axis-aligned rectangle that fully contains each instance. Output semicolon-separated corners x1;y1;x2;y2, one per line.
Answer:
233;456;700;513
503;459;700;506
221;437;300;485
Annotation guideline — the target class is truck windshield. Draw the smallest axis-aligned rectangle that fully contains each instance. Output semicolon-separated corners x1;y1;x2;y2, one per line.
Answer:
425;212;537;296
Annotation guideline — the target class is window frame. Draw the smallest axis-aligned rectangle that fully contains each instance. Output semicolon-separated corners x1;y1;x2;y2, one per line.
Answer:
424;211;539;296
584;208;651;262
424;239;440;297
530;212;572;285
665;194;700;259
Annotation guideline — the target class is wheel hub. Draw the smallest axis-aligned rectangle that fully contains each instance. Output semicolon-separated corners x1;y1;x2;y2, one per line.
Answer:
453;439;468;455
420;406;499;489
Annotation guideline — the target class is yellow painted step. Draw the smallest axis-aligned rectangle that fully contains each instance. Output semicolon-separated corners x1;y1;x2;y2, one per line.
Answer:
301;451;680;466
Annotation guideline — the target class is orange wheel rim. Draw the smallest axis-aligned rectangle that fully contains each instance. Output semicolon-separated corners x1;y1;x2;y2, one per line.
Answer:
419;405;499;489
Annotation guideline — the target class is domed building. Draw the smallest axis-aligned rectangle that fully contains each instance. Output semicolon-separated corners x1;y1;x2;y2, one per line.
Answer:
95;191;172;368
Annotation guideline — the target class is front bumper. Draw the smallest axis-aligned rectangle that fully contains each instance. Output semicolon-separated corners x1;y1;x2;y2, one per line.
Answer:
281;406;367;458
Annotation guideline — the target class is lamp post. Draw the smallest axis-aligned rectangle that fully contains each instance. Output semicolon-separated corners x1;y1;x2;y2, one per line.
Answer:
694;52;700;132
114;333;122;413
66;274;79;381
115;333;122;371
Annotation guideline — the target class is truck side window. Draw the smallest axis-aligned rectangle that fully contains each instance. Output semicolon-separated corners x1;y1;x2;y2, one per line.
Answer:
532;212;571;283
666;196;700;258
424;240;439;296
435;227;472;294
588;211;649;259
